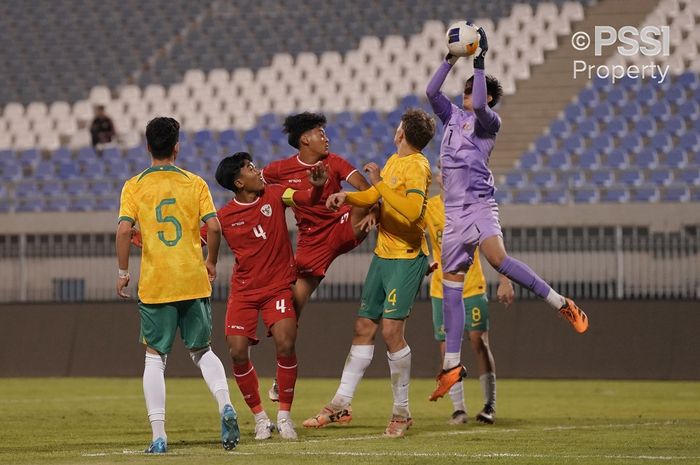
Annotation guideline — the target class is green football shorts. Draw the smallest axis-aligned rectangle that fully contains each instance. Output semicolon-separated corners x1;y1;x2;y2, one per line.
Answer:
138;298;213;354
358;253;429;320
431;293;489;341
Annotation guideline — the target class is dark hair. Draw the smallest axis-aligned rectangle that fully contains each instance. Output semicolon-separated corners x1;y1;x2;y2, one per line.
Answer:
464;75;504;108
282;112;327;149
400;108;436;151
215;152;252;192
146;117;180;159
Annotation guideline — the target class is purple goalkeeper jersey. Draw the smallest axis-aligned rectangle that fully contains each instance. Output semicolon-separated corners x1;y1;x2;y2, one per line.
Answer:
426;63;500;207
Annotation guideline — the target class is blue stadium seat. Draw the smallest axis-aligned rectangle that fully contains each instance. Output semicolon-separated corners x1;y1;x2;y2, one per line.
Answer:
591;134;614;155
15;180;38;198
615;169;642;186
662;148;687;168
577;87;598;107
636;86;657;104
100;147;121;159
649;133;672;153
334;111;355;128
534;134;557;155
0;198;11;213
618;75;643;92
690;187;700;202
76;146;97;164
541;186;568;204
64;180;89;196
19;149;41;168
512;188;540;204
546;151;571;170
258;113;279;129
620;101;642;121
0;160;22;182
606;119;628;137
399;95;420;111
33;162;55;181
345;126;365;143
677;73;699;90
563;102;586;124
45;197;70;212
16;197;45;212
51;147;72;163
578;149;599;170
600;186;628;203
602;149;629;169
634;149;658;169
589;169;613;187
663;84;686;105
678;100;699;120
592;102;614;122
635;116;656;136
96;196;119;211
549;119;571;139
516;150;542;170
606;87;627;105
219;129;240;146
676;167;700;186
193;129;215;147
631;185;659;202
531;170;556;188
663;115;686;137
70;197;96;212
577;118;600;137
647;168;673;186
91;180;115;196
505;171;525;188
562;133;585;155
572;186;598;203
661;184;689;202
494;189;511;205
619;133;643;154
649;101;671;121
359;110;380;127
679;132;700;152
243;127;263;145
82;162;106;180
558;169;585;187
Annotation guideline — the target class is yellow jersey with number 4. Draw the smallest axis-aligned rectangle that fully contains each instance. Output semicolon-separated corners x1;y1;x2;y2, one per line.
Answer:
425;195;486;298
118;165;217;304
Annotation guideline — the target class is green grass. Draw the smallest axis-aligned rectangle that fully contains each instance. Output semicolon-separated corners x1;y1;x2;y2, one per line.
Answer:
1;378;699;464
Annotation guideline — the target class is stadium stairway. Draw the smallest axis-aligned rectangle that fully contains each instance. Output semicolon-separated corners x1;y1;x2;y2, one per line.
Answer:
492;0;659;175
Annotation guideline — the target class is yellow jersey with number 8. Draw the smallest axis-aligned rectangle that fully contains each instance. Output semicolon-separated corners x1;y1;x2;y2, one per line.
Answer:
118;165;217;304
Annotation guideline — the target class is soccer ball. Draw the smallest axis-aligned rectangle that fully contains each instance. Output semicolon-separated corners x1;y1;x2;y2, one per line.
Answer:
445;21;480;57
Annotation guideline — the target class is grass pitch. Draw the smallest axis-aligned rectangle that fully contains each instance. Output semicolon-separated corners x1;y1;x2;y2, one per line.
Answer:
1;377;698;465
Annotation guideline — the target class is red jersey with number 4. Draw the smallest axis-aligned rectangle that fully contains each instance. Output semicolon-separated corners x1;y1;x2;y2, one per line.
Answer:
262;153;357;246
214;184;295;296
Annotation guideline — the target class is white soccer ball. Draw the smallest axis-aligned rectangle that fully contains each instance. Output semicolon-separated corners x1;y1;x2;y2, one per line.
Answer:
445;21;480;57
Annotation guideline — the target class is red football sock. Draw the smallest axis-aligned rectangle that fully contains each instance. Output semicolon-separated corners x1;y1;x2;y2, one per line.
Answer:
233;360;262;413
276;354;298;411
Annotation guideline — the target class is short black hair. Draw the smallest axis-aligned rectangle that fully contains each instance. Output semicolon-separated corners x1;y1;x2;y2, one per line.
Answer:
146;117;180;159
215;152;252;192
401;108;436;150
465;75;504;108
282;112;327;149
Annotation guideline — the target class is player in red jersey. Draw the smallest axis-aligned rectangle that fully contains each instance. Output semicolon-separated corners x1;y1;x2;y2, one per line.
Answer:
262;112;374;314
206;151;327;441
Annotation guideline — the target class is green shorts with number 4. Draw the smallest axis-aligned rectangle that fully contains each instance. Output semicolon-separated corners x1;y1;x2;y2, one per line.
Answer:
431;293;489;341
138;298;213;354
358;254;429;321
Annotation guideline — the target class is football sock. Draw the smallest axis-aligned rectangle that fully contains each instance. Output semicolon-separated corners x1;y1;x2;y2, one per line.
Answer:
254;410;270;423
480;372;496;407
449;381;466;412
387;345;411;418
233;360;262;412
545;288;567;310
277;409;291;422
332;344;374;407
190;347;231;414
443;280;465;363
143;352;167;441
276;354;298;412
496;256;558;304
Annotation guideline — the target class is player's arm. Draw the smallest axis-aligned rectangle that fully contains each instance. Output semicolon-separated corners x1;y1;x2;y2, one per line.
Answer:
346;170;372;191
426;60;455;125
365;162;425;222
203;215;222;281
283;163;328;206
472;27;500;134
116;220;133;298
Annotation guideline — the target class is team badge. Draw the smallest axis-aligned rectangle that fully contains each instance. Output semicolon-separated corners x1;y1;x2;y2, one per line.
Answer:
261;203;272;217
463;121;472;131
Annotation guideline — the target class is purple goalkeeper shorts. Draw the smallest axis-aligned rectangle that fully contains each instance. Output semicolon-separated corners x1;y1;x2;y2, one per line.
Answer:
441;199;502;274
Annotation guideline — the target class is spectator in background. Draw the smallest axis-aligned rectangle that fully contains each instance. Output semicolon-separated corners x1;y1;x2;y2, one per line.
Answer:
90;105;116;149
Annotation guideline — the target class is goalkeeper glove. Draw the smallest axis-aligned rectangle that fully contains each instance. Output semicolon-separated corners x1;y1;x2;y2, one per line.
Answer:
473;27;488;70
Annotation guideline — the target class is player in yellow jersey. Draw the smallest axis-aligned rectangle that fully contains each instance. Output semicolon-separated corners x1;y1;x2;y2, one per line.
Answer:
302;108;435;438
424;163;514;425
116;117;239;453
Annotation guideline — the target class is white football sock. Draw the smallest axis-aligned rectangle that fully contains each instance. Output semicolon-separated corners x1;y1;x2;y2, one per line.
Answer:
277;409;291;422
332;344;374;407
545;289;567;310
190;347;231;413
449;381;466;412
443;352;461;371
143;352;167;441
480;372;496;407
387;345;411;418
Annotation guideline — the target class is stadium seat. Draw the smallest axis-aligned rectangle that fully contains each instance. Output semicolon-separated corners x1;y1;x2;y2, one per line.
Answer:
531;170;556;188
516;150;542;170
572;186;598;203
512;188;540;204
661;184;690;202
602;149;629;169
635;116;657;136
634;149;658;169
578;149;599;170
546;151;571;170
16;197;45;212
647;168;673;186
631;185;659;202
562;133;585;155
589;169;613;187
619;133;643;154
662;148;688;168
45;197;70;212
615;169;642;186
605;119;628;137
540;186;568;204
600;186;628;203
679;132;700;152
577;118;600;137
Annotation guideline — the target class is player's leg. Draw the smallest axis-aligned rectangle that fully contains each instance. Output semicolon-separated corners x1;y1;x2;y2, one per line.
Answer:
380;254;428;438
138;301;179;453
264;289;299;439
432;297;467;423
291;275;321;321
302;256;384;428
479;234;588;333
464;293;496;424
180;298;239;449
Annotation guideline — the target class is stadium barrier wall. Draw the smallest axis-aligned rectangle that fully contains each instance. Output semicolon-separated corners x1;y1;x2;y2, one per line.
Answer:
1;300;698;380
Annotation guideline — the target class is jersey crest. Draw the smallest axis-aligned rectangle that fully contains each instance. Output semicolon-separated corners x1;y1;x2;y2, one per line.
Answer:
260;203;272;217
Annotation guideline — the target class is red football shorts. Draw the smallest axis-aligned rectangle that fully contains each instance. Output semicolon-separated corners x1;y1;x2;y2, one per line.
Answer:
296;211;362;278
225;285;296;343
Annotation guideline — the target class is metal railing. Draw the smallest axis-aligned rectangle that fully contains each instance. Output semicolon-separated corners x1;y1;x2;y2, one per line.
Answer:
1;226;698;303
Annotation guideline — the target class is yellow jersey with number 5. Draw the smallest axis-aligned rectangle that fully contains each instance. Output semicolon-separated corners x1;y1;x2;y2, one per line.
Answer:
118;165;217;304
425;195;486;298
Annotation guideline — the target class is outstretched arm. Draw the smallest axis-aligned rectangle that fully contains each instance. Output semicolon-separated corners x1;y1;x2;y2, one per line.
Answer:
426;60;455;125
283;163;328;206
472;69;500;134
365;162;425;222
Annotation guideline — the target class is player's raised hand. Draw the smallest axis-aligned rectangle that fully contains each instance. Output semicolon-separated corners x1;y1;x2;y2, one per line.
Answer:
363;162;382;185
117;274;130;299
130;228;142;248
474;27;488;70
205;259;217;282
326;192;347;211
307;163;328;187
356;207;379;232
497;275;514;308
